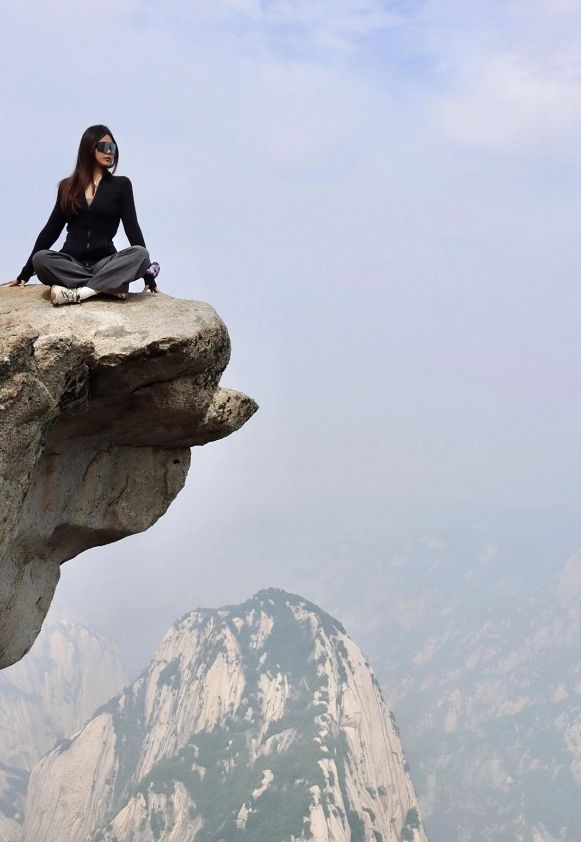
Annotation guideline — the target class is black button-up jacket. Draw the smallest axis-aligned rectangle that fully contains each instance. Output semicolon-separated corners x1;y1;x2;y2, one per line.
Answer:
18;171;146;281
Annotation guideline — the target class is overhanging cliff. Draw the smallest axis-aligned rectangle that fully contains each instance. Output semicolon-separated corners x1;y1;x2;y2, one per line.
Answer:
0;287;257;669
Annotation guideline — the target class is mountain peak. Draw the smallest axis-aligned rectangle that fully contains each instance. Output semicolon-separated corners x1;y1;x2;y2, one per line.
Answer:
238;588;347;635
23;591;427;842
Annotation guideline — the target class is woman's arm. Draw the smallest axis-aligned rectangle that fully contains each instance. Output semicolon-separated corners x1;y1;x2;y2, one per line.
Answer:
120;177;146;247
17;194;67;282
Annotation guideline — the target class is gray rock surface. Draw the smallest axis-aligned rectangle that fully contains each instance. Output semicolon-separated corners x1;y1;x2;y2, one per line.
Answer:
22;590;428;842
0;616;126;841
0;287;257;669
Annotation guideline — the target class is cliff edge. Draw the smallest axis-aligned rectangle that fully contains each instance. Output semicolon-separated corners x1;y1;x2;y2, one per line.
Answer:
0;286;257;669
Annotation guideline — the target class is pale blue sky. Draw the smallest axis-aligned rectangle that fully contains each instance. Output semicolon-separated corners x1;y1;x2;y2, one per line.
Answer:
3;0;581;667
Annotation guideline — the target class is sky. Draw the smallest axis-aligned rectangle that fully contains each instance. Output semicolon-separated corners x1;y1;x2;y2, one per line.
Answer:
3;0;581;671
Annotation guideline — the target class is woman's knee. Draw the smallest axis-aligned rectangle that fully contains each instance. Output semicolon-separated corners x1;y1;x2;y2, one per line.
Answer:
129;245;151;272
32;249;54;271
128;245;149;258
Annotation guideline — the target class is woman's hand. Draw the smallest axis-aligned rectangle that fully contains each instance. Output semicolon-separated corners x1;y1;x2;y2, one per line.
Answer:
143;262;160;294
6;278;26;287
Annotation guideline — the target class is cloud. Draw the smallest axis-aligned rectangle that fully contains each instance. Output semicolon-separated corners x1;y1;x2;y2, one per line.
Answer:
264;0;400;42
126;0;400;51
154;0;581;167
435;53;581;154
413;0;581;158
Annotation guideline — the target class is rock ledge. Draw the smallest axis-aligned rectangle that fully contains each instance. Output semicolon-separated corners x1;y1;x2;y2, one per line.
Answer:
0;287;257;668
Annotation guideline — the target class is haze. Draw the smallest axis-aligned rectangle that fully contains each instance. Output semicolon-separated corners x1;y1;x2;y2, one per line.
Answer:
3;0;581;671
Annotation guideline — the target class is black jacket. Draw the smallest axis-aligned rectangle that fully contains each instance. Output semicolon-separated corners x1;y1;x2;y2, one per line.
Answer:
18;172;146;281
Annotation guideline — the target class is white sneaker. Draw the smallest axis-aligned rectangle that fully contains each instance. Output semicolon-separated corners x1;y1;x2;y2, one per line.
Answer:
51;286;81;306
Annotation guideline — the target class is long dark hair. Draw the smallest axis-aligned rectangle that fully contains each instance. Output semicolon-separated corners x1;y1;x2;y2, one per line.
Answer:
58;125;119;216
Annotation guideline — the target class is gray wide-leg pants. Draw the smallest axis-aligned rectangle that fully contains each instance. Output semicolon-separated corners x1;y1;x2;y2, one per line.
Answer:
32;246;151;293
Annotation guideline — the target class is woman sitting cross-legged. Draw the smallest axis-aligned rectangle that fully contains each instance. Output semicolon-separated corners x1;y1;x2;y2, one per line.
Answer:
7;123;160;305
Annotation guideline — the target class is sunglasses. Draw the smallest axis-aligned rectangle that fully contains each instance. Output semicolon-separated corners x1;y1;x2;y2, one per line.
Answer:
95;141;117;155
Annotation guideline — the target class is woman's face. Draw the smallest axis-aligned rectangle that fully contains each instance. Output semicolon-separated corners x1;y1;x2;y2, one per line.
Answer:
94;134;115;169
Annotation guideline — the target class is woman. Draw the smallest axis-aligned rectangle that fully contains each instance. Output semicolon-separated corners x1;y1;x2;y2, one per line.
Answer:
7;124;160;305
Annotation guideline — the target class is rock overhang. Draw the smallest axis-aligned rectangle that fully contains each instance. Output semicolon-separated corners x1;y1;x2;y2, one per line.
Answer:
0;286;258;668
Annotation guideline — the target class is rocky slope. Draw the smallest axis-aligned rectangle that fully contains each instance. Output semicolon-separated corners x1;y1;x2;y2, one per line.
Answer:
300;515;581;841
0;615;125;841
0;286;257;668
23;590;427;842
0;764;27;842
